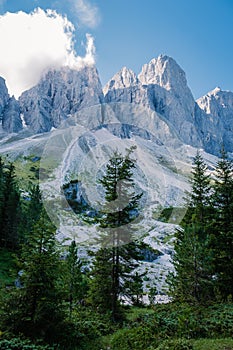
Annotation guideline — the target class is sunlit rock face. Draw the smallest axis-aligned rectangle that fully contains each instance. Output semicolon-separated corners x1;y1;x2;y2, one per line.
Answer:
1;55;233;157
196;87;233;154
19;66;104;133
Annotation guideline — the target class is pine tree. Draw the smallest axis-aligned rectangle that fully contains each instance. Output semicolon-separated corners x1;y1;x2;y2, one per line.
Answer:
183;151;212;230
211;148;233;299
0;161;21;250
170;225;213;303
89;147;143;321
63;240;87;318
170;152;214;303
0;156;5;245
88;247;113;314
20;184;43;242
2;209;64;341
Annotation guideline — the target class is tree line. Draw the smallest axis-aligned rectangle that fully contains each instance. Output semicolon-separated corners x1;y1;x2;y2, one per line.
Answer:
0;148;232;348
0;149;145;347
170;149;233;303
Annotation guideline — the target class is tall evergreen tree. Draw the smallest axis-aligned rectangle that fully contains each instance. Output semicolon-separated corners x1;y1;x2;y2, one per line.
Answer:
0;156;5;245
211;148;233;299
89;147;143;321
20;184;43;242
0;161;21;250
170;225;213;303
62;240;87;318
183;150;212;230
2;209;64;341
170;152;214;303
88;247;113;314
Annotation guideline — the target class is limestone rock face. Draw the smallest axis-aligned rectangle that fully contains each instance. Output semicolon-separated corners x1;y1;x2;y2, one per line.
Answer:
19;66;104;133
0;77;9;116
2;97;22;133
104;55;233;155
104;55;201;147
196;87;233;154
0;78;23;133
1;55;233;157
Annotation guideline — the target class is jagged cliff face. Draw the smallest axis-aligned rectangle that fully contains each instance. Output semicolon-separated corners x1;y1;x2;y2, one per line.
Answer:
0;77;23;133
196;88;233;153
104;55;233;155
19;66;104;133
105;55;201;147
0;65;103;134
0;56;233;156
0;77;9;115
2;97;22;133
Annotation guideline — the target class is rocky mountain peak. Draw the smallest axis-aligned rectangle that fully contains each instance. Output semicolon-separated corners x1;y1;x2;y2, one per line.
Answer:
1;54;233;157
208;86;221;96
19;65;104;133
197;87;233;117
2;96;22;133
103;66;138;95
138;54;187;91
0;77;9;116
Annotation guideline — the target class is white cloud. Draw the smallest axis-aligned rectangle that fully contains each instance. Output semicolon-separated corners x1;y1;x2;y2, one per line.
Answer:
0;8;96;98
73;0;100;28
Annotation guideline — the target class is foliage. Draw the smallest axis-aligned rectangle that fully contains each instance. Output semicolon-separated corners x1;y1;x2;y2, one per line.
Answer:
183;151;212;226
0;248;17;287
1;209;65;343
170;152;214;303
210;148;233;299
110;325;158;350
1;147;233;350
169;225;213;303
0;157;21;250
155;338;193;350
61;240;88;318
88;147;144;321
24;184;43;234
157;207;187;224
193;338;233;350
0;338;56;349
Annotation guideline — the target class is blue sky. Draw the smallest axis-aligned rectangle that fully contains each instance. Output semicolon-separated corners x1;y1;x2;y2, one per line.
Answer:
0;0;233;98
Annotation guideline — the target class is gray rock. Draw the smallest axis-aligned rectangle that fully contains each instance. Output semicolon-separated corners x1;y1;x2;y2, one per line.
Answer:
104;55;202;148
19;65;104;133
1;56;233;157
196;87;233;155
0;77;9;115
2;96;22;133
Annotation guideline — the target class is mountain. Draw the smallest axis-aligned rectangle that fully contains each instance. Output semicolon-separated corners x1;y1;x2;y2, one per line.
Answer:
19;66;104;133
196;87;233;154
0;55;233;157
105;55;201;147
0;77;9;116
104;55;233;156
0;65;103;134
0;57;226;294
2;97;23;133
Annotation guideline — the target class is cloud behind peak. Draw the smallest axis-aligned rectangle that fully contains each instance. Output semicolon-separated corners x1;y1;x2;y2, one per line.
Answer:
0;8;96;97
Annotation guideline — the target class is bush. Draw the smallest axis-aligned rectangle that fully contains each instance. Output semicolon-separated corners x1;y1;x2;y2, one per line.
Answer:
110;325;158;350
193;338;233;350
155;338;193;350
0;338;56;349
126;302;233;339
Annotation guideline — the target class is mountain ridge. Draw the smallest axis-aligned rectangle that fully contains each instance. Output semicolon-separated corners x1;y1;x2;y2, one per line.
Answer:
0;55;232;156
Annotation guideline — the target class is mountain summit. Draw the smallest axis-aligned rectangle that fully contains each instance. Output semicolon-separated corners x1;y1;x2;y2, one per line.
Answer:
0;55;233;156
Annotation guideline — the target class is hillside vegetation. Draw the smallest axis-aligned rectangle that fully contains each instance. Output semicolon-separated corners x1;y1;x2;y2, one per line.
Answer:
0;150;232;349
